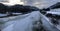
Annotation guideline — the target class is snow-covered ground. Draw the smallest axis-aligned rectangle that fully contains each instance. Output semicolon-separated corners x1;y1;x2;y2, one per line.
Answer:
0;11;60;31
0;14;7;17
0;11;40;31
40;13;60;31
47;8;60;15
46;8;60;30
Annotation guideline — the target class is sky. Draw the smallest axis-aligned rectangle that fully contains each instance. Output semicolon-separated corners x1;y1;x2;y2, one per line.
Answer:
21;0;60;9
0;0;60;8
0;0;24;5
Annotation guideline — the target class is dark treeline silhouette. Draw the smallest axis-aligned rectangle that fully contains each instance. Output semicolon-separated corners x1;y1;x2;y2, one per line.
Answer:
40;2;60;14
9;5;39;14
42;2;60;10
46;13;60;25
44;2;60;25
0;3;8;14
0;3;40;18
0;3;39;14
49;2;60;9
40;2;60;25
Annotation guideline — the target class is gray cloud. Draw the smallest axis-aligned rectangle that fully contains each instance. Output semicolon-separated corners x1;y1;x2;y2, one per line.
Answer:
21;0;60;8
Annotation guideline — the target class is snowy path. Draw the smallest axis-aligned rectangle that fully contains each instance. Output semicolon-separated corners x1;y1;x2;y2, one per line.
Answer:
13;11;40;31
1;11;60;31
1;11;40;31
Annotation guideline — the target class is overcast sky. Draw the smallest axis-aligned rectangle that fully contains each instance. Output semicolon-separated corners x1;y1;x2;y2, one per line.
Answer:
21;0;60;9
0;0;60;9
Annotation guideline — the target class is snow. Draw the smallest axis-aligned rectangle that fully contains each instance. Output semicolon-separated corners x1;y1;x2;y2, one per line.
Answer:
2;24;14;31
47;8;60;15
0;14;7;17
13;11;40;31
0;11;60;31
1;11;40;31
40;13;60;31
47;12;60;15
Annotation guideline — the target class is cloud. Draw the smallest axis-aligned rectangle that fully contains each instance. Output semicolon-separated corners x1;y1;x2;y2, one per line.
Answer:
21;0;60;9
